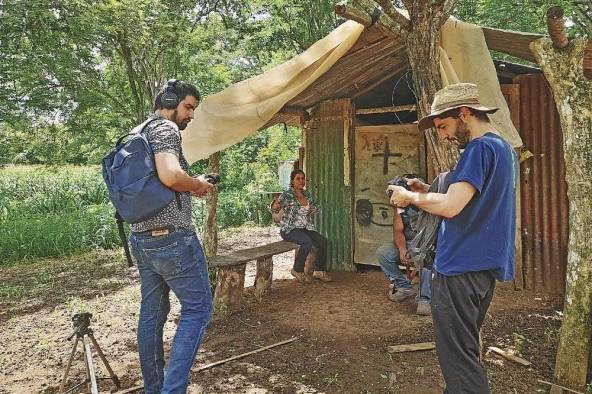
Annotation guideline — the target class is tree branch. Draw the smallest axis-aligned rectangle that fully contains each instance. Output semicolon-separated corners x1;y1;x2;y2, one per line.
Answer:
335;1;396;37
371;0;411;34
432;0;459;28
547;6;569;49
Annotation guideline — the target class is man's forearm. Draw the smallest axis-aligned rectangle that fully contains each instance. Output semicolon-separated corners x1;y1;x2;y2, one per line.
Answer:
394;232;407;257
409;192;455;218
164;169;207;193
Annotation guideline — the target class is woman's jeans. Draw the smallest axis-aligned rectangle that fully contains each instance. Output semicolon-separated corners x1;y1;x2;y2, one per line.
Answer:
280;228;328;272
376;243;432;302
129;228;212;394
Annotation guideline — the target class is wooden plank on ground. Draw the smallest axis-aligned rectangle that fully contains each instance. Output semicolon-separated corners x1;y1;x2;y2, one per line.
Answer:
487;346;531;366
387;342;435;353
209;241;300;267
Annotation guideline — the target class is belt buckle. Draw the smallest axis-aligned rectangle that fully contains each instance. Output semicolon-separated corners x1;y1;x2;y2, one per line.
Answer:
151;228;170;237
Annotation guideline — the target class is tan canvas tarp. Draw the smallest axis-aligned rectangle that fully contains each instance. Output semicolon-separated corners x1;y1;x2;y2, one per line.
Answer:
182;21;365;163
439;18;522;147
183;19;522;163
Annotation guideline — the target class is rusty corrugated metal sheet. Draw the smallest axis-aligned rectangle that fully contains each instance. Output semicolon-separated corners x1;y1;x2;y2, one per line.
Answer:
515;74;568;294
304;99;354;271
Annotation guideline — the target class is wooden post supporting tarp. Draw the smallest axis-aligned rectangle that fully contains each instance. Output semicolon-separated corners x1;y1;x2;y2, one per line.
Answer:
203;151;220;259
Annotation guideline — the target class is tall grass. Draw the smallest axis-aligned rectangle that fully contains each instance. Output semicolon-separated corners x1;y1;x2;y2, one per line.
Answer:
0;165;272;265
0;166;119;264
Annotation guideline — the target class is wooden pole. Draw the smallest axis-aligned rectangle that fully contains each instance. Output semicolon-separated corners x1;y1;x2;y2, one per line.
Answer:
203;151;220;258
194;337;298;372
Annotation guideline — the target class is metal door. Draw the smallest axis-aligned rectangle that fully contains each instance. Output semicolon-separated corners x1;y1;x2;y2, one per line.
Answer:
353;124;421;265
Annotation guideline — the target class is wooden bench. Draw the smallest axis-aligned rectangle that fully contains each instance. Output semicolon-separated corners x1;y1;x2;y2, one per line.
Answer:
209;240;301;314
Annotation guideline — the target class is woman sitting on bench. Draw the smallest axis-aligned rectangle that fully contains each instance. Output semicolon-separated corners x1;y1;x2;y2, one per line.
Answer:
271;169;332;284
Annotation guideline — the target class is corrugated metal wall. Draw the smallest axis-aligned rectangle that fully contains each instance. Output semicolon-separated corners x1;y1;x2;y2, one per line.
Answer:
304;99;354;271
515;74;569;294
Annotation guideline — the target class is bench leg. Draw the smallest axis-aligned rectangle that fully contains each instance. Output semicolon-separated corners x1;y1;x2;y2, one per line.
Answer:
294;247;317;279
304;247;317;277
255;256;273;300
213;264;246;314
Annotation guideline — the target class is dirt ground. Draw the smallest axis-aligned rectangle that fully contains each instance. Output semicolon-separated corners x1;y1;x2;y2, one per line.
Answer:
0;226;564;393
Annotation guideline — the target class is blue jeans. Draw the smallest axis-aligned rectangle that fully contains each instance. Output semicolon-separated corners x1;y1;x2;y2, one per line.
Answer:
130;228;212;394
280;228;328;272
376;243;432;302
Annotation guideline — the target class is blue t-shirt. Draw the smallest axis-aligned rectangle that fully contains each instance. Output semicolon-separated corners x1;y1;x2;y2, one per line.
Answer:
434;132;516;281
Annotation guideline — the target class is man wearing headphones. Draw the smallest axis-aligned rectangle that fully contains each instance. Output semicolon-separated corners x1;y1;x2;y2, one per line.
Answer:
128;80;214;394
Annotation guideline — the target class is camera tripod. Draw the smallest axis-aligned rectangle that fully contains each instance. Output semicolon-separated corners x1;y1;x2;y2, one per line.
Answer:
59;313;121;394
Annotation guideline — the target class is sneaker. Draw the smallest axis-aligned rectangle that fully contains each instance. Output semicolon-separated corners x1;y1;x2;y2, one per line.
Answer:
416;300;431;315
386;285;395;301
312;271;332;282
291;269;311;284
388;288;416;302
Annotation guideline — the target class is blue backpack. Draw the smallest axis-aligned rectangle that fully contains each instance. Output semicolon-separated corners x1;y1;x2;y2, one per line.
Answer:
101;118;179;266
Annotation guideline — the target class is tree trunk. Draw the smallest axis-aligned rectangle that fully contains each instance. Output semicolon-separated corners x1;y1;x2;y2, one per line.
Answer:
530;36;592;391
403;3;459;175
335;0;460;175
203;152;221;259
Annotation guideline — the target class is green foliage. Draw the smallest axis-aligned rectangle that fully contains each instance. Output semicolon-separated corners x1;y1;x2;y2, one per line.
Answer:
453;0;586;37
0;166;117;263
0;152;300;263
6;0;580;266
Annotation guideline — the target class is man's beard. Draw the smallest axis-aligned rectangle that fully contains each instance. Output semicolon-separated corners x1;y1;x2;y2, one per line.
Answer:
455;120;470;149
172;109;189;130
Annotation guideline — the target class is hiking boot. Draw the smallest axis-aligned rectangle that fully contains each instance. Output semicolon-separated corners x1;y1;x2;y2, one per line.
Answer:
416;300;431;315
291;269;311;284
312;271;332;282
388;287;415;302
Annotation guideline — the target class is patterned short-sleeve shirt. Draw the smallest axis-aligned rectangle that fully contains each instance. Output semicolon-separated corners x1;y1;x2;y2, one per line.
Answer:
274;188;320;234
129;114;194;233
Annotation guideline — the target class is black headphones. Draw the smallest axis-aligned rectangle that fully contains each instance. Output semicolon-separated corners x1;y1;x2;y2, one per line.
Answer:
160;79;179;109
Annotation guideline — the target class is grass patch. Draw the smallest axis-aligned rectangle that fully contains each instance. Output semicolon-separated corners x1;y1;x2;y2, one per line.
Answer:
0;205;120;265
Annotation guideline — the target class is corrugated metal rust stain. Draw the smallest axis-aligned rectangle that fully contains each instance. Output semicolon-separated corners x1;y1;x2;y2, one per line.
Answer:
515;74;568;294
304;99;354;271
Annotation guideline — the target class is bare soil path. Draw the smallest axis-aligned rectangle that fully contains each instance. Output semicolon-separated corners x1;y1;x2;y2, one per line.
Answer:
0;226;563;393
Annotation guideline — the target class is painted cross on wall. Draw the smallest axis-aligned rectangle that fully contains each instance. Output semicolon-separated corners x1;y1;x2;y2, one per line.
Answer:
372;137;402;174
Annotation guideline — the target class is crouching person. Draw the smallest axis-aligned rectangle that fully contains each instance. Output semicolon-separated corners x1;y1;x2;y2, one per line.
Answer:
128;80;214;394
376;175;432;315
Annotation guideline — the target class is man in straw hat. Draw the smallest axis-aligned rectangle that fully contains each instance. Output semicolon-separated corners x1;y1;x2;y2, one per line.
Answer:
388;83;517;393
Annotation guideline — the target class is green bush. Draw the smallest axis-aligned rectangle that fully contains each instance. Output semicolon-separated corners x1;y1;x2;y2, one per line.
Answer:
0;165;275;264
0;205;120;264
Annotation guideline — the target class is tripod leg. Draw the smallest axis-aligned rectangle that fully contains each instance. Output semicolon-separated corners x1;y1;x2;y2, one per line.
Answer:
83;335;99;394
88;333;121;389
59;336;80;394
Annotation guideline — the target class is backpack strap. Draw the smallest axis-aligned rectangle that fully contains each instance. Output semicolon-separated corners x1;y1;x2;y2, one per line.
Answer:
115;211;134;267
115;118;161;147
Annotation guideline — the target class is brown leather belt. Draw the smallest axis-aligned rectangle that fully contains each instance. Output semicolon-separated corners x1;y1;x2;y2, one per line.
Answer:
135;226;176;237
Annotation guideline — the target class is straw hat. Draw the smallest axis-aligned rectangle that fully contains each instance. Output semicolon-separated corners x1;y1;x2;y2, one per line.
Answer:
417;83;498;131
